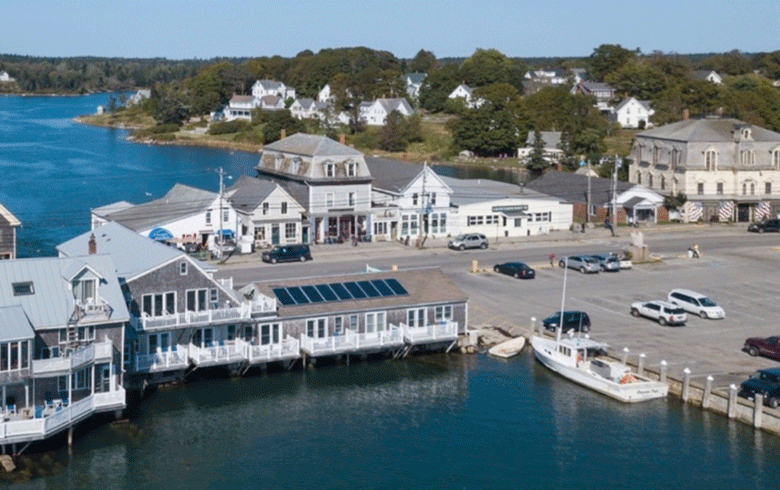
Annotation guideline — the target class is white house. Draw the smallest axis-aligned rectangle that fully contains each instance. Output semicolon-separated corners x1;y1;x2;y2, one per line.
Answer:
0;71;15;83
443;177;573;238
91;183;242;253
289;98;328;120
691;70;723;85
126;89;151;105
613;97;654;129
365;157;452;242
448;84;482;109
360;98;414;126
226;175;306;248
571;81;616;111
225;95;258;121
517;131;564;163
404;72;427;100
251;80;296;100
317;84;333;104
258;95;285;111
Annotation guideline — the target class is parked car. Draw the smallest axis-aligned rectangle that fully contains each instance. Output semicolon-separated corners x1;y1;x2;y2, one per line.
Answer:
611;251;633;269
589;253;621;272
493;262;535;279
739;367;780;408
667;289;725;319
559;255;600;274
743;336;780;360
630;300;687;326
748;219;780;233
448;233;488;251
542;311;591;333
261;244;312;264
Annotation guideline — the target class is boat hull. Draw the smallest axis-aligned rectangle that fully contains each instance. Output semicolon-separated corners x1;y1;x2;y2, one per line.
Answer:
488;336;526;358
531;336;668;403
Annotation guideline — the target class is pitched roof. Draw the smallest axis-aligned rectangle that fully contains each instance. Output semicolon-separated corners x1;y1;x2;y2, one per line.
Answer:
636;118;780;142
0;203;20;227
440;176;551;206
262;133;363;157
0;254;129;329
525;170;635;206
97;183;217;232
230;95;255;104
365;156;424;193
376;98;413;114
227;175;282;212
91;201;135;218
57;221;185;280
405;72;427;85
0;305;34;342
525;131;562;148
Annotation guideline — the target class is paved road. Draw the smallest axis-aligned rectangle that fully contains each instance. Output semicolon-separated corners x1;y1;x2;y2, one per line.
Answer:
214;223;780;390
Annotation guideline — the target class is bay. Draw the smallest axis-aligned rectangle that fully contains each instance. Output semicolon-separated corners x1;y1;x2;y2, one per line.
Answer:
1;95;778;489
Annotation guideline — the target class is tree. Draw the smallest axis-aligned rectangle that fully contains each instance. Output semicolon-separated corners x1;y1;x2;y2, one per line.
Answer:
526;129;547;176
418;63;461;112
261;110;305;144
605;60;668;100
721;75;780;131
460;48;523;90
408;49;437;73
587;44;637;81
378;110;408;151
150;83;189;125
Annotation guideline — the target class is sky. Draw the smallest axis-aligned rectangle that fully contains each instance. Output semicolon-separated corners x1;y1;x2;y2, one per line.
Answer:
1;0;778;60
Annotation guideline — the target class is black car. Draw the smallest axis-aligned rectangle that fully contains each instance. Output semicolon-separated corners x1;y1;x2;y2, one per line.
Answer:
739;367;780;408
493;262;535;279
748;219;780;233
542;311;591;333
261;244;312;264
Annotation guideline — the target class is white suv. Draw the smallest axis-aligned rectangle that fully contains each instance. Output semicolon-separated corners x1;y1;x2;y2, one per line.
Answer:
667;289;725;319
448;233;488;251
631;300;688;326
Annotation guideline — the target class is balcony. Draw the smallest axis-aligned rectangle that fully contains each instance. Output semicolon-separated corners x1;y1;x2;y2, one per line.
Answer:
238;336;300;364
130;303;255;331
402;320;459;345
135;344;189;372
300;325;404;357
32;341;113;376
76;299;112;320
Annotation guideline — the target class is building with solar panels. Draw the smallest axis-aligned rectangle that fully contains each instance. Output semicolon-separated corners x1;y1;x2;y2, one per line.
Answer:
239;268;468;361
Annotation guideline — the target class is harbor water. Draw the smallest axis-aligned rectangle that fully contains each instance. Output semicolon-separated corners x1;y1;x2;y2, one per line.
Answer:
1;95;778;488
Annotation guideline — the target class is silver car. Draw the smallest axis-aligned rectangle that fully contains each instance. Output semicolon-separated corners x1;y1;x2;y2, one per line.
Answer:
448;233;488;251
558;255;600;273
589;253;621;272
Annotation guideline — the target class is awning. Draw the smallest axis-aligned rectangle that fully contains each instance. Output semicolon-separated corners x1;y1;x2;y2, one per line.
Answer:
148;227;174;241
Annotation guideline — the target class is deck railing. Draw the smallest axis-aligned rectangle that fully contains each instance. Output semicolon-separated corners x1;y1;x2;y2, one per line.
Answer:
130;304;254;330
33;341;113;376
301;325;405;356
238;336;300;363
134;344;189;372
402;320;459;344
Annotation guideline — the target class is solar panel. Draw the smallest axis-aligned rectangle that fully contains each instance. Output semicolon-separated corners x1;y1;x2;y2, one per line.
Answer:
273;288;296;306
302;285;324;303
371;279;394;296
384;278;408;295
329;282;353;300
287;286;310;305
315;284;338;302
343;282;367;299
357;280;381;298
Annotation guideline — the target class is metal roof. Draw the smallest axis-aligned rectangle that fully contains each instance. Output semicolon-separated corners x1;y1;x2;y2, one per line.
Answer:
0;305;34;342
226;175;280;212
636;118;780;143
365;157;424;193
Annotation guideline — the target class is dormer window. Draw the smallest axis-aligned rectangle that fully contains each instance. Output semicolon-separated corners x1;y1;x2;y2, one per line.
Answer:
325;162;335;177
772;148;780;169
74;278;97;304
742;128;752;140
12;282;34;296
274;154;284;170
346;162;356;177
291;158;301;174
705;149;718;170
741;150;755;166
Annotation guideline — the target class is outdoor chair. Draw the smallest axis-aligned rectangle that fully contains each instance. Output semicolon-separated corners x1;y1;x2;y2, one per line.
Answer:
44;392;55;409
59;392;69;407
35;405;44;419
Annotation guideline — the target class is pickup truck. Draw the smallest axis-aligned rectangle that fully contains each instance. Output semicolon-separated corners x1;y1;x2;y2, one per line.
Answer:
743;336;780;360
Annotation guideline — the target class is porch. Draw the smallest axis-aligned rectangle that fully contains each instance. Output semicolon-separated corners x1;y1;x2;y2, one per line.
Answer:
300;326;404;357
402;320;459;345
237;337;301;365
32;341;113;376
130;303;259;331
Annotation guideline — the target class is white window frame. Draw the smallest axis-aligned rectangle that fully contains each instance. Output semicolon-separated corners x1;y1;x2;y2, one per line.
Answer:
306;318;327;338
435;305;453;322
180;261;188;275
143;292;176;317
407;308;427;328
186;289;208;312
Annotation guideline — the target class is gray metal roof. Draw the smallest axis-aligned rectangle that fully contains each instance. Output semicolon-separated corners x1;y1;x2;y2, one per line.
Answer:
276;180;311;209
636;117;780;143
526;170;636;206
365;157;424;194
98;183;217;232
57;221;184;281
262;133;363;157
525;131;562;148
0;255;129;330
226;175;280;212
440;176;553;206
91;201;135;218
0;305;34;342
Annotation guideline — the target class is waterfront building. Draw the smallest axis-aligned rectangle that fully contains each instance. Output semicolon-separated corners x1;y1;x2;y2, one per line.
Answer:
0;253;127;450
57;222;272;386
517;131;564;163
366;157;452;242
251;80;296;101
225;95;258;121
0;203;21;260
256;133;373;243
359;98;414;126
628;117;780;222
239;268;467;360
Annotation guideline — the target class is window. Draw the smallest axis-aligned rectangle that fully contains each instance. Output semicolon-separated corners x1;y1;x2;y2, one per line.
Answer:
514;218;523;227
348;314;358;331
326;193;334;208
648;174;653;188
773;149;780;169
534;213;550;222
751;182;756;195
325;163;335;177
260;323;280;345
285;223;296;239
71;367;92;390
281;202;287;214
767;182;772;195
636;172;642;185
147;332;169;354
142;292;176;317
186;289;208;312
412;193;419;206
402;214;418;236
347;162;356;177
306;318;327;338
407;308;426;328
12;282;34;296
0;341;29;372
717;182;724;195
365;312;386;334
77;326;95;341
652;146;661;164
435;305;453;322
227;325;236;341
697;183;704;195
348;192;355;207
333;316;343;335
660;176;666;190
430;192;437;205
705;149;718;170
222;209;229;223
255;226;266;241
180;262;188;275
73;278;97;304
262;202;269;215
741;150;755;166
205;210;211;225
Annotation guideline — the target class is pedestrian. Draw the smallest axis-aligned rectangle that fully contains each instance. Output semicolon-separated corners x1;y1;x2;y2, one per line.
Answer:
692;243;700;258
581;222;586;233
604;217;615;237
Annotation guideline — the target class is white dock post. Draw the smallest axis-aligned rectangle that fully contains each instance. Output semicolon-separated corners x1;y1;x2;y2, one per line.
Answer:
621;347;629;364
660;360;668;384
754;394;764;428
702;376;714;409
637;353;645;375
682;368;691;402
728;384;738;419
530;317;536;338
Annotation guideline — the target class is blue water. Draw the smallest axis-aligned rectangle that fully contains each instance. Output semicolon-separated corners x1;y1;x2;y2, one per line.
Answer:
2;95;779;488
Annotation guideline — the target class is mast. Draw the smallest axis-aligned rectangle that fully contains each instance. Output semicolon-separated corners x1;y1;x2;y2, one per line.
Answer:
556;258;568;344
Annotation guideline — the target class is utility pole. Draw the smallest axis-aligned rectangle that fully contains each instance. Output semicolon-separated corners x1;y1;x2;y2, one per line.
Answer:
419;161;428;248
586;159;592;224
612;155;619;231
217;167;226;259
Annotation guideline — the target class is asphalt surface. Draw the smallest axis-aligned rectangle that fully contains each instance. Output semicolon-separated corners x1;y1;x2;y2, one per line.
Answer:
212;223;780;391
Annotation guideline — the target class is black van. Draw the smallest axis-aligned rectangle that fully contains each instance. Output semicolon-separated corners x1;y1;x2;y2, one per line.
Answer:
542;311;591;333
261;244;312;264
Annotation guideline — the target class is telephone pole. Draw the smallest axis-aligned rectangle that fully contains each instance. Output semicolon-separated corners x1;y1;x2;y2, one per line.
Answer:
217;167;226;258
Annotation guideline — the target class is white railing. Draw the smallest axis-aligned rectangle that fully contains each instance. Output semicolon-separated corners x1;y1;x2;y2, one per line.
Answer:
301;326;405;356
32;341;113;376
239;336;300;363
0;385;125;443
250;296;277;314
354;326;404;350
402;320;459;344
135;344;189;372
133;304;252;330
189;341;241;365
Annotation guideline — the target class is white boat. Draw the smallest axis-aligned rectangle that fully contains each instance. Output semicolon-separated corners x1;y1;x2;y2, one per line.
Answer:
530;256;668;403
531;335;668;402
488;336;526;358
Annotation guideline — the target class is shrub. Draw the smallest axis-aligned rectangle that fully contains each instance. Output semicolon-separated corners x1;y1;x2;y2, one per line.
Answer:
149;123;180;134
209;120;251;135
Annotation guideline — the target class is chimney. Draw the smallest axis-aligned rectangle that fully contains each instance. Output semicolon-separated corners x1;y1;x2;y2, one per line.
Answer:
682;109;689;121
280;128;286;140
88;233;97;255
339;133;346;145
